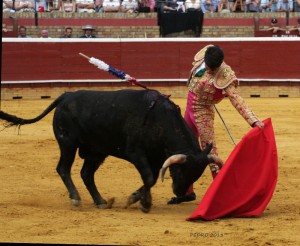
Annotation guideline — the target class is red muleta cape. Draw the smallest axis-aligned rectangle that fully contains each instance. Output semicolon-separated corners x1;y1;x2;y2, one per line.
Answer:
187;118;278;221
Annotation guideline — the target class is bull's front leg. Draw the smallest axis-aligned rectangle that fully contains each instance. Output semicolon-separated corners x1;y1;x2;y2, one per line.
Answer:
126;161;156;213
126;185;152;212
139;186;152;213
126;186;143;207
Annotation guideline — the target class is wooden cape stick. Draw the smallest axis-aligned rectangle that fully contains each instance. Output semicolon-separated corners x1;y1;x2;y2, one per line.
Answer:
214;105;236;146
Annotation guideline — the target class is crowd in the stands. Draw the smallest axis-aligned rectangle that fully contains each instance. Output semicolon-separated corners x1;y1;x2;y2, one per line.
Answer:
3;0;300;13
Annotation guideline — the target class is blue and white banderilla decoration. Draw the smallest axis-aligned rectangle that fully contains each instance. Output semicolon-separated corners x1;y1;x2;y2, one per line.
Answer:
79;52;147;89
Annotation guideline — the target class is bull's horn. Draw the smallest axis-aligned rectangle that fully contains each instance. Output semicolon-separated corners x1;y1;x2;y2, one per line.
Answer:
208;154;224;166
161;154;187;182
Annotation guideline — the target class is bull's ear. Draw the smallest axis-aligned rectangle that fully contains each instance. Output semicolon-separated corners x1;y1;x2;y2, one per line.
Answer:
203;143;212;155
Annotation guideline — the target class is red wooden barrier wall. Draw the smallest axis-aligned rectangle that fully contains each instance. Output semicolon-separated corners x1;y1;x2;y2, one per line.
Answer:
3;15;299;28
2;38;300;83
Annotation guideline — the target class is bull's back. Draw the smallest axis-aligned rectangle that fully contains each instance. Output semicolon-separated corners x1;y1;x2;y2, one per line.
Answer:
55;89;159;123
53;89;171;153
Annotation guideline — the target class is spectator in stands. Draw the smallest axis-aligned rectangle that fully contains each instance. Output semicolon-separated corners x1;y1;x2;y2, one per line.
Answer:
154;0;166;12
269;0;278;12
3;0;15;12
102;0;121;12
35;0;48;12
120;0;139;13
80;25;96;38
288;18;300;34
277;0;293;12
163;0;186;13
2;16;18;37
227;0;235;11
59;27;73;38
18;25;31;38
76;0;96;12
218;0;231;12
232;0;245;12
138;0;155;12
40;29;51;38
95;0;104;12
201;0;217;13
48;0;61;12
15;0;35;12
264;18;286;33
185;0;201;12
2;23;8;33
294;0;300;11
260;0;272;11
60;0;77;12
245;0;260;12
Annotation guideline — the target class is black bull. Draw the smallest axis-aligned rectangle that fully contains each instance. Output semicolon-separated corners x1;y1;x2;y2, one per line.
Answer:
0;89;219;213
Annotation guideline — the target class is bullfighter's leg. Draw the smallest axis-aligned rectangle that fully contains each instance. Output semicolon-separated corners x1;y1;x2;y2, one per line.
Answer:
56;146;81;206
80;156;109;208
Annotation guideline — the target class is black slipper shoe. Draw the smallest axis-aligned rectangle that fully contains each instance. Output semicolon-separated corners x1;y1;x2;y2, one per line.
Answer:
167;192;196;205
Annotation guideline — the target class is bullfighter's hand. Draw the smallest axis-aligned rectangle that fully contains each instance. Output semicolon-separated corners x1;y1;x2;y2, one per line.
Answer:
254;121;265;129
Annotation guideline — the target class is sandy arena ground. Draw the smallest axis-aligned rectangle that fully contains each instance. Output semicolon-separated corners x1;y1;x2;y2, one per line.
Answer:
0;96;299;246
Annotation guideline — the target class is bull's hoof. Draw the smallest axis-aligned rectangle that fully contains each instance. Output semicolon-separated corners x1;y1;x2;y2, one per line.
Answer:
125;193;140;208
139;204;151;213
139;200;152;213
96;197;115;209
106;197;115;209
70;199;81;207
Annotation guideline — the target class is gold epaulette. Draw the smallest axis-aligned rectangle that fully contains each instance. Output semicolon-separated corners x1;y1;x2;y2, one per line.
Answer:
213;63;238;89
191;44;214;74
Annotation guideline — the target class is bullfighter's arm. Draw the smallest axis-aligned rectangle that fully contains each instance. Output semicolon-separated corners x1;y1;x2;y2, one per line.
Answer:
224;83;259;127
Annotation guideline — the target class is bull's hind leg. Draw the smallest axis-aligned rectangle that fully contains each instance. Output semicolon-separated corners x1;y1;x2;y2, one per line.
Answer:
56;147;81;206
80;156;113;208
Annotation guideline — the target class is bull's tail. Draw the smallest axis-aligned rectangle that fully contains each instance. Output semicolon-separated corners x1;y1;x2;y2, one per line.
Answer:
0;93;68;128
